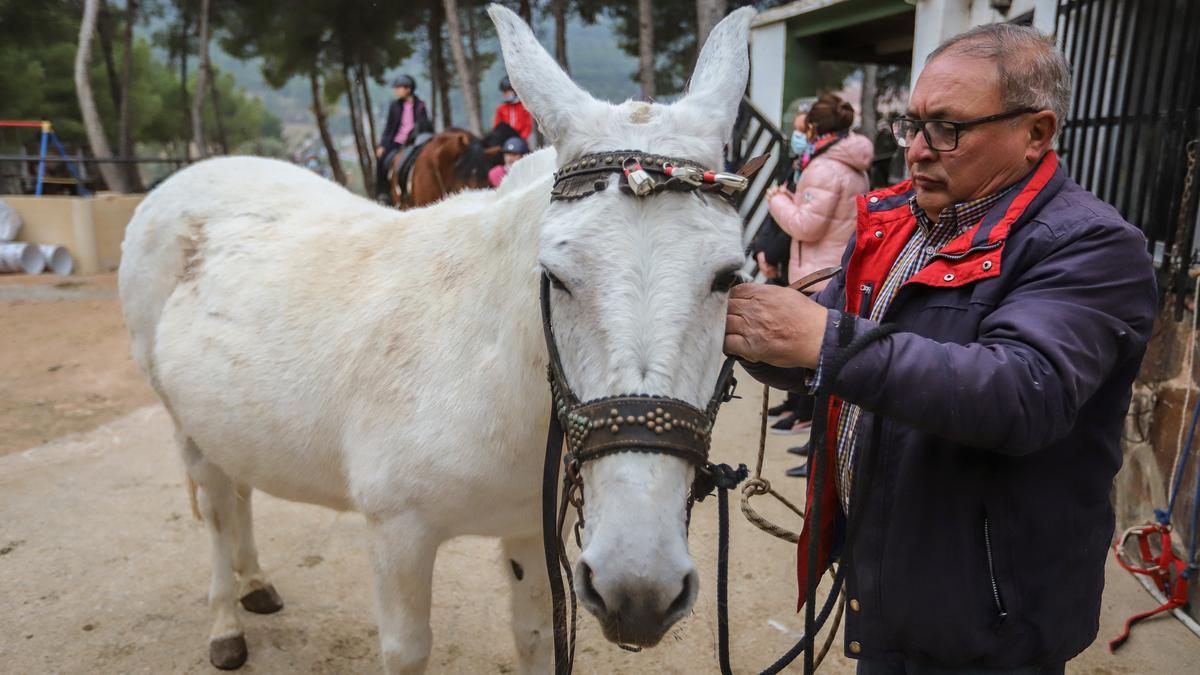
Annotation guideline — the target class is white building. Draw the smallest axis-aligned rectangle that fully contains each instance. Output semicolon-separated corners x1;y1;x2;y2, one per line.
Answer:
749;0;1058;128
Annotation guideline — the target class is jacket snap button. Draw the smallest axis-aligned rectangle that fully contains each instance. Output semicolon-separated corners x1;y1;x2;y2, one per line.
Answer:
874;230;884;239
943;273;955;282
849;598;861;612
982;260;993;271
868;196;879;204
849;641;862;654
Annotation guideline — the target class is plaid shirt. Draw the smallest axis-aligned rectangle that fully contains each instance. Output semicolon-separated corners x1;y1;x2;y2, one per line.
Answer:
831;188;1013;512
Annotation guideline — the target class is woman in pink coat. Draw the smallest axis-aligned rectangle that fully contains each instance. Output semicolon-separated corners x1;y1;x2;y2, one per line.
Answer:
765;94;874;290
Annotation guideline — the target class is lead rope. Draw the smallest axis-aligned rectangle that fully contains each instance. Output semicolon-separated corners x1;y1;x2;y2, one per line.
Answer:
739;384;807;542
542;409;573;675
717;323;900;675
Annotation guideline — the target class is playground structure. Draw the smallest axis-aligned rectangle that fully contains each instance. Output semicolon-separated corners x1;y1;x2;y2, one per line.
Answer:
0;121;92;196
0;120;194;196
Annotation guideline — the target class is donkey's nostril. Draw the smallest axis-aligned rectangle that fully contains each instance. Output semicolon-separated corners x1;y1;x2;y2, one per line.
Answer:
665;570;698;621
577;561;607;615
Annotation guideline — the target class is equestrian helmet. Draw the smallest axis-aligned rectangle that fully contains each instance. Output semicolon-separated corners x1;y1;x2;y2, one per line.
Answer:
500;76;513;92
502;136;529;155
391;74;416;90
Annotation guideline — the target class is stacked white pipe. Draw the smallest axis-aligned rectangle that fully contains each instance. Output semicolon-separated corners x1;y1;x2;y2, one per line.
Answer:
0;198;75;275
38;245;73;275
0;243;46;274
0;198;18;241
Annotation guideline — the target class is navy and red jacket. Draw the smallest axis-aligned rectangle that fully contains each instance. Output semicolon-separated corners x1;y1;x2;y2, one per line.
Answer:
744;151;1157;667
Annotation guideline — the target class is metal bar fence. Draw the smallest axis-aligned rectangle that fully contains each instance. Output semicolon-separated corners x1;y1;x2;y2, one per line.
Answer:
726;97;787;254
1056;0;1200;307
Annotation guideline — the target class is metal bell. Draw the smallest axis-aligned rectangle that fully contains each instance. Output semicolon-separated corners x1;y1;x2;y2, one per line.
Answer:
665;163;704;186
623;158;656;196
711;171;750;192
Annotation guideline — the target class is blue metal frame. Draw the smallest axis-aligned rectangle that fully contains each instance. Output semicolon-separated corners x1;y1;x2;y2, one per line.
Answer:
33;123;92;197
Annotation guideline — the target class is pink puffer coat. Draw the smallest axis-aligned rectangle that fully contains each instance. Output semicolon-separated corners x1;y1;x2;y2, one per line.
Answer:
767;133;874;288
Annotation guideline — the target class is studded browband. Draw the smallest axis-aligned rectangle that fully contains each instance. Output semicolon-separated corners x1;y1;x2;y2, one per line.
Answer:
549;150;768;203
542;272;739;475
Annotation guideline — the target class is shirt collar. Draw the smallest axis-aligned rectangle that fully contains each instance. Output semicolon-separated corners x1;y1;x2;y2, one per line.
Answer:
909;184;1016;235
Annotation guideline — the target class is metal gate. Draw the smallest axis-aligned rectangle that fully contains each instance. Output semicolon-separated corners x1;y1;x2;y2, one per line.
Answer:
727;97;787;249
1056;0;1200;311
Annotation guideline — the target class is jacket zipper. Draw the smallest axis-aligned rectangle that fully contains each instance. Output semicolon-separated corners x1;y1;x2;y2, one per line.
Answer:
983;516;1009;627
927;239;1003;263
859;282;875;318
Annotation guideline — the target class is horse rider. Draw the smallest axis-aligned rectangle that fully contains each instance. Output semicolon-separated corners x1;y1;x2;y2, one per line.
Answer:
493;76;533;141
375;74;433;203
487;136;530;188
725;22;1156;674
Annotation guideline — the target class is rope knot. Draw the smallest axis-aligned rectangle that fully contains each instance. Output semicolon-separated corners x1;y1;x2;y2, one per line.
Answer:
713;462;749;490
742;477;771;497
693;462;749;502
1154;507;1171;526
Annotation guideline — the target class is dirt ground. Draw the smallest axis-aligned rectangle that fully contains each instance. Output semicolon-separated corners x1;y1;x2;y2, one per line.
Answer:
0;274;156;456
0;272;1195;674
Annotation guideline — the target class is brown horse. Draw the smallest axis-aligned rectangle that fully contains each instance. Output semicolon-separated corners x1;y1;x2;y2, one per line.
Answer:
389;124;522;209
386;124;508;207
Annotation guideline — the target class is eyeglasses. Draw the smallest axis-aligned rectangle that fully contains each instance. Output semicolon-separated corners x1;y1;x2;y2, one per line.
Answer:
891;108;1042;151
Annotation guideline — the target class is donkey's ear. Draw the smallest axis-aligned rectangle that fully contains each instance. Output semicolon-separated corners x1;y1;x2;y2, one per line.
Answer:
488;4;598;145
677;7;755;141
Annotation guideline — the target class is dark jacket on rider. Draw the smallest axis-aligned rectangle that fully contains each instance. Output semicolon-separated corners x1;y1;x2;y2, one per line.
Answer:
379;95;432;151
742;151;1157;668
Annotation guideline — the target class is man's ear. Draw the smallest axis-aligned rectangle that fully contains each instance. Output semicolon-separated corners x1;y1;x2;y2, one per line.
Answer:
1028;110;1058;160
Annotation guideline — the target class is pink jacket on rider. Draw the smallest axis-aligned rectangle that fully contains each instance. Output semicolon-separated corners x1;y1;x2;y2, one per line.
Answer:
767;133;874;288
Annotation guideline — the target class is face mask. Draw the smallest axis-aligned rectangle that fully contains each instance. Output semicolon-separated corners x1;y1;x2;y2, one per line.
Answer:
502;94;519;104
790;130;810;157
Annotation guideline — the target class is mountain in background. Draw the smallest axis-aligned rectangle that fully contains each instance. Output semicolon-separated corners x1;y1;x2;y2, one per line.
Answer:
199;14;640;154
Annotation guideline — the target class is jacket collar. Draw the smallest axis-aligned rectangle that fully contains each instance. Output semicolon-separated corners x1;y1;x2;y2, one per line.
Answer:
847;151;1065;295
957;150;1061;252
861;151;1061;249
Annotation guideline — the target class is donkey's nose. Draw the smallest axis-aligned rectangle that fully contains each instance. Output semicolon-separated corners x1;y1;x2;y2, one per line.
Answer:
575;558;699;647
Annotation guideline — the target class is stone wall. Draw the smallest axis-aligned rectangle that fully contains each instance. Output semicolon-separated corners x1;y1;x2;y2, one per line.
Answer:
1116;301;1200;622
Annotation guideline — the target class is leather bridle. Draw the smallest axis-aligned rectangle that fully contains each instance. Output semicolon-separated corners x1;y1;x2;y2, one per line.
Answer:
537;148;896;675
539;149;764;674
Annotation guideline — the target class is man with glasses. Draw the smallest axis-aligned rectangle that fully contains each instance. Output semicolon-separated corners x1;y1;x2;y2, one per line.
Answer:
725;22;1157;674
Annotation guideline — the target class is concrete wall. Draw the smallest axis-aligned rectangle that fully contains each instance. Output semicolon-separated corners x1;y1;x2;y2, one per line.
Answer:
750;22;789;129
0;194;142;275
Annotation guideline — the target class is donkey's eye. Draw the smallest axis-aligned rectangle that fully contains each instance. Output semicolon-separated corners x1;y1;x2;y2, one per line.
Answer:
546;270;571;295
711;268;743;294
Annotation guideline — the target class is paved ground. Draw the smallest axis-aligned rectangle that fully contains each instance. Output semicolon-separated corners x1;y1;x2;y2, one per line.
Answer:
0;273;1195;673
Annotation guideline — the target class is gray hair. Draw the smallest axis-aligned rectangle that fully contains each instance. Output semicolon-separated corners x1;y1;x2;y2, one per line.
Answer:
927;23;1071;141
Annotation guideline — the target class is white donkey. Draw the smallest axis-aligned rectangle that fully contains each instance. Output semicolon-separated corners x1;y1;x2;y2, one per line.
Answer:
119;5;755;673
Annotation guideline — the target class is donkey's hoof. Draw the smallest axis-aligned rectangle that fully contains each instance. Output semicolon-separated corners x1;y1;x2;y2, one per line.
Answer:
209;634;248;670
240;585;283;614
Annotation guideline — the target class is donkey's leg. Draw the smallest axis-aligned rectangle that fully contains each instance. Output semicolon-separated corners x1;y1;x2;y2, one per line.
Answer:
369;515;439;675
183;438;249;670
501;533;553;675
230;484;284;614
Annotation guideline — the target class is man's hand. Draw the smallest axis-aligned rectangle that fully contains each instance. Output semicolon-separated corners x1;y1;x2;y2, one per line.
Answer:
724;283;828;369
375;145;384;159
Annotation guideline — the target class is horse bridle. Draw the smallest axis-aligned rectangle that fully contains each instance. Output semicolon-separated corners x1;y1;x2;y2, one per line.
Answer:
544;148;769;484
539;149;766;674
